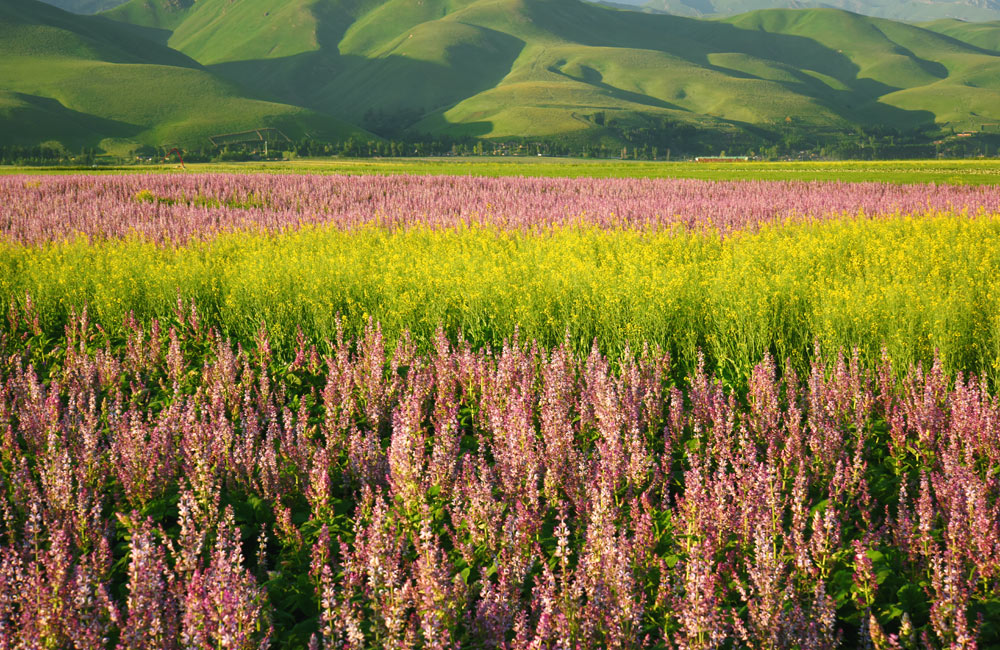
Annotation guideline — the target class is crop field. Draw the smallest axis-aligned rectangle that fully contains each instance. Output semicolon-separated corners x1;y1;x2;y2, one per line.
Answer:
6;158;1000;185
1;170;999;649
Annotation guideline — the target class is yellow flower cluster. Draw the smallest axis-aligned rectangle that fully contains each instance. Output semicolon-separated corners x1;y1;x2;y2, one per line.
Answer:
2;214;998;382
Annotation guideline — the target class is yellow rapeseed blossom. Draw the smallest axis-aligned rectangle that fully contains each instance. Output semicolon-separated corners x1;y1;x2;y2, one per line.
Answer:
2;214;1000;382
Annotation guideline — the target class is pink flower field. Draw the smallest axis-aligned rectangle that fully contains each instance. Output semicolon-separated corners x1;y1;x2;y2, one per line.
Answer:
0;307;997;649
4;173;1000;243
0;173;998;649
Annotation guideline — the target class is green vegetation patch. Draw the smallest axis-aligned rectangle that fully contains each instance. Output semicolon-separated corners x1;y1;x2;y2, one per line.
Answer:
7;159;1000;186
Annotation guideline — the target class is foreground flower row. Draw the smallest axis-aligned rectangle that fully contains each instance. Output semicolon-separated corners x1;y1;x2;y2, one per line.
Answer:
0;306;997;649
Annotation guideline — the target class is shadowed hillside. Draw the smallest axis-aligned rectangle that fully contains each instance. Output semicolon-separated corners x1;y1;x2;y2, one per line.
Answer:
101;0;1000;142
7;0;1000;148
0;0;368;151
35;0;126;14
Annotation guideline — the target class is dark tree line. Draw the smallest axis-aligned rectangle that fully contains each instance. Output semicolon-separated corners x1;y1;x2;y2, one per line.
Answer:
3;123;1000;166
0;145;95;166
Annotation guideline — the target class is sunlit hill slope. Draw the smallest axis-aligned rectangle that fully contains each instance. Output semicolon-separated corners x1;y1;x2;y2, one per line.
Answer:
6;0;1000;148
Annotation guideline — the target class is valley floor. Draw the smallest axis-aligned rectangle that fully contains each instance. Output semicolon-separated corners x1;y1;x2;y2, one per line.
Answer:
4;157;1000;185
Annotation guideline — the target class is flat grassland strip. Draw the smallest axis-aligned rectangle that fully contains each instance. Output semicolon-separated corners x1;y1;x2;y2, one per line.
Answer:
5;158;1000;185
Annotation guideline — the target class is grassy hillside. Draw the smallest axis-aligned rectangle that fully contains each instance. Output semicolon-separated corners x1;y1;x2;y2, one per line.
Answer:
0;0;367;151
921;18;1000;51
0;89;137;148
642;0;1000;22
102;0;1000;141
13;0;1000;147
44;0;1000;22
721;9;1000;129
36;0;127;14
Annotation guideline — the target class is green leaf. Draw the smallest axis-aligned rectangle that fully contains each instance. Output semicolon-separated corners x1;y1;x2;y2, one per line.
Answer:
809;499;829;516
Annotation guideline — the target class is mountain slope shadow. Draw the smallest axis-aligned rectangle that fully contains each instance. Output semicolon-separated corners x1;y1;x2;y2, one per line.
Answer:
524;0;948;127
209;21;525;130
547;61;687;111
532;4;907;91
0;91;142;147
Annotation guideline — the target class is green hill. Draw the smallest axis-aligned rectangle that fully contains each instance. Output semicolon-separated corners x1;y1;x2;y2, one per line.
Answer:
638;0;1000;22
99;0;1000;142
9;0;1000;149
0;0;367;152
921;18;1000;51
42;0;1000;22
36;0;127;15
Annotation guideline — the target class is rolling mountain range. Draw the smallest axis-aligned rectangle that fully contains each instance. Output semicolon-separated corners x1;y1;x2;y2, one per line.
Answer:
39;0;1000;22
614;0;1000;23
5;0;1000;152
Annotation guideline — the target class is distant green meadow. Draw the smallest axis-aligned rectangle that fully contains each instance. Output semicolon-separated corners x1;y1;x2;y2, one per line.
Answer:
4;157;1000;184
